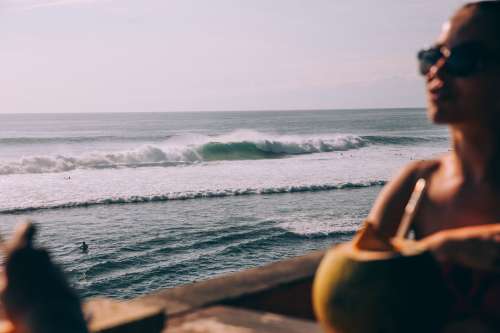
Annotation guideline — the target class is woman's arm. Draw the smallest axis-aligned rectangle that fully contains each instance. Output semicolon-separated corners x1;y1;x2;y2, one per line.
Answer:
421;224;500;271
367;160;436;239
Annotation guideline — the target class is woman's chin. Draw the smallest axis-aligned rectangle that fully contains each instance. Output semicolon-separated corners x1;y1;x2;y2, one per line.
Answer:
428;107;449;124
427;101;458;124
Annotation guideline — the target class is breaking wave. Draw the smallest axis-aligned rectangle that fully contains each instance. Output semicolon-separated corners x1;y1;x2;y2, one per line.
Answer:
0;180;386;214
0;130;446;175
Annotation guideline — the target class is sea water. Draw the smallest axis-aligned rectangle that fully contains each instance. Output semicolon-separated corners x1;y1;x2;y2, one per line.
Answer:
0;109;449;299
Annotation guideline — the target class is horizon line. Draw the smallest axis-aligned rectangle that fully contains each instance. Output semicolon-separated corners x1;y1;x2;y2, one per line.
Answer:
1;106;426;115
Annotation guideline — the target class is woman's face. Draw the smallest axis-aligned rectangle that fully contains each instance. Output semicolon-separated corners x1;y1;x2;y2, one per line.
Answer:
425;7;500;127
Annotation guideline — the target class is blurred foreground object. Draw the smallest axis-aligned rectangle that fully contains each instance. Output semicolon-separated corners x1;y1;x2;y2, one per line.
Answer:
0;223;88;333
312;223;451;333
313;179;450;333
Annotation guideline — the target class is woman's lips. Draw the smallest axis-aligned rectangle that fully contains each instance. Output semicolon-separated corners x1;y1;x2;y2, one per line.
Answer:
429;89;451;102
428;80;451;102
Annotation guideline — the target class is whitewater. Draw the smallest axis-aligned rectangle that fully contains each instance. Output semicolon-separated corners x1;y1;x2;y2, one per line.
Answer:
0;109;449;299
0;130;446;175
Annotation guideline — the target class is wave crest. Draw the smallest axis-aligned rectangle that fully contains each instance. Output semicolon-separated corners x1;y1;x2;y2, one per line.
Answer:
0;130;446;175
0;180;386;214
0;132;367;175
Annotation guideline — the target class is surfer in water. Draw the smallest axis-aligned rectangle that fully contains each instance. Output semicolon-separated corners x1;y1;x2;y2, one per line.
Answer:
366;1;500;330
79;241;89;253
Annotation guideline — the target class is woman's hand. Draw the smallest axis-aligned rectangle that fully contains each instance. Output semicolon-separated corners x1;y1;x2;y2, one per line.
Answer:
420;224;500;271
0;223;88;333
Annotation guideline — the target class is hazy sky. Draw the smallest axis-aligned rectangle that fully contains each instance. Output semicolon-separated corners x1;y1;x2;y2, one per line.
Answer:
1;0;468;113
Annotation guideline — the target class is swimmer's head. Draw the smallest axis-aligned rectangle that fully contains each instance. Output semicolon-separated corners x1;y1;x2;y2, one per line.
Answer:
421;1;500;127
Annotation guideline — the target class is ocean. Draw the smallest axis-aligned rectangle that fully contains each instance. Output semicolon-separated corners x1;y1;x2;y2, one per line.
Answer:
0;109;449;299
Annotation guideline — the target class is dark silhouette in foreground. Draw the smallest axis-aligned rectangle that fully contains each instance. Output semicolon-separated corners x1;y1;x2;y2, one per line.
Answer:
1;223;88;333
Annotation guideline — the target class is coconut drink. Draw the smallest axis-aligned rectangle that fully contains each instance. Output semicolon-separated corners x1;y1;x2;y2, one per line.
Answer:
313;180;451;333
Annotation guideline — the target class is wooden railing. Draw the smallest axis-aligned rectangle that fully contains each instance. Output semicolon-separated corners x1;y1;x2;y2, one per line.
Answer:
85;250;326;332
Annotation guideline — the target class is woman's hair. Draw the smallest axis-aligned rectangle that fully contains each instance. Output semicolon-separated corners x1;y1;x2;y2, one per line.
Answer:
462;2;500;186
464;0;500;9
463;1;500;41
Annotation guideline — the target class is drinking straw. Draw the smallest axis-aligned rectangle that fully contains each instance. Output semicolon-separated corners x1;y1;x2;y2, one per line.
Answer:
395;178;427;240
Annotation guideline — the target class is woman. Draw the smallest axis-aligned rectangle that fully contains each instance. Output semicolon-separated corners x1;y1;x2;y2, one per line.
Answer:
367;1;500;330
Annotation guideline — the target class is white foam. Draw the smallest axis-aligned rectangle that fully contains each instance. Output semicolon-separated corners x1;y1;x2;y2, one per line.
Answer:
0;130;367;175
0;181;386;214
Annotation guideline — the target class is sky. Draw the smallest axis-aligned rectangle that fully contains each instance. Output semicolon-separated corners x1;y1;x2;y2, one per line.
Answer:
0;0;468;113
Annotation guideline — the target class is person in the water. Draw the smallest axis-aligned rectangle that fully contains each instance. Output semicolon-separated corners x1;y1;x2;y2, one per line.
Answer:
366;1;500;330
79;241;88;253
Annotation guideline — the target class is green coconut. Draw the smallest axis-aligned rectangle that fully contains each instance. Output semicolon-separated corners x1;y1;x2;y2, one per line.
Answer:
313;240;451;333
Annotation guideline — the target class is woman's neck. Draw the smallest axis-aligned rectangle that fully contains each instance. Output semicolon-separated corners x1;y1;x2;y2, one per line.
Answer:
450;125;500;185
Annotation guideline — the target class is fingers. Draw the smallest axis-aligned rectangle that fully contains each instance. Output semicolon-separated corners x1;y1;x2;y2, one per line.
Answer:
454;224;500;238
0;321;15;333
5;222;36;254
420;226;500;271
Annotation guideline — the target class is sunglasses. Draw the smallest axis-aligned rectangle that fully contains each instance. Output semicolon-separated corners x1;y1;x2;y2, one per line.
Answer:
417;42;496;77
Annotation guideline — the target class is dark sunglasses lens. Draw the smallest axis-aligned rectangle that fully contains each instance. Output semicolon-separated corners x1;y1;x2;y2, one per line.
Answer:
445;45;482;76
418;48;442;75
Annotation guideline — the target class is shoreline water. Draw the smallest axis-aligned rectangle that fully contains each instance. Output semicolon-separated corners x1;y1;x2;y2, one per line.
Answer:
2;187;380;299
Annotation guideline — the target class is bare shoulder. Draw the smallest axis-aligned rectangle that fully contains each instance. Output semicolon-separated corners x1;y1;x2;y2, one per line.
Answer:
367;159;441;238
